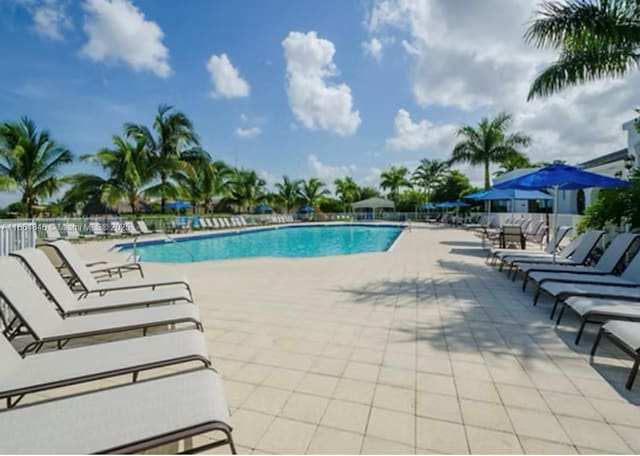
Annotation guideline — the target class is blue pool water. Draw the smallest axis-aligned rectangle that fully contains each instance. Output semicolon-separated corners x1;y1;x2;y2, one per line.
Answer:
120;224;403;263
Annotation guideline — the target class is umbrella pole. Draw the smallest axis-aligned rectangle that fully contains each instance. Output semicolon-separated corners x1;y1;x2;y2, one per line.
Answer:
552;185;559;264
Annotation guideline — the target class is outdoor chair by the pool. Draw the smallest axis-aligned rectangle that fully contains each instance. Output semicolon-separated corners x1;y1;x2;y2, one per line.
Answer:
136;220;154;235
464;215;488;230
62;223;81;241
524;221;547;244
591;320;640;390
223;218;232;227
43;223;61;242
519;233;639;290
0;257;202;355
47;239;144;279
210;218;220;228
0;329;209;408
534;251;640;315
555;296;640;345
487;225;573;264
229;217;238;227
200;218;212;229
0;368;235;454
499;229;603;274
11;249;193;315
109;220;127;236
238;216;248;226
124;220;141;236
45;241;192;300
88;221;113;237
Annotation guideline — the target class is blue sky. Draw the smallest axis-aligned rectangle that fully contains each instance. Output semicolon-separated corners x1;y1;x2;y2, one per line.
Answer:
1;0;638;207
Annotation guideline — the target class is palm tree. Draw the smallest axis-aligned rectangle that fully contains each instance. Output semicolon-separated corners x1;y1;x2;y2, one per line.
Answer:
0;117;72;217
125;104;200;213
493;153;532;177
176;152;230;213
411;159;449;202
67;136;153;214
525;0;640;100
334;177;360;212
275;176;302;213
450;112;531;190
298;178;329;207
228;168;267;212
380;166;412;201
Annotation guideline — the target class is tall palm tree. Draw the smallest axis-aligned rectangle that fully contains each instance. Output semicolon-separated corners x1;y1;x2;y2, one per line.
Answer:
0;117;72;217
493;153;533;177
411;159;449;202
450;112;531;190
67;136;153;214
298;178;329;207
125;104;200;213
525;0;640;100
176;152;230;213
380;166;412;201
334;176;360;212
228;168;267;212
275;176;302;213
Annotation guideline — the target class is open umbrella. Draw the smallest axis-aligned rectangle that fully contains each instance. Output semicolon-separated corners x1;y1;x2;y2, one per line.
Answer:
494;163;630;261
472;188;553;219
254;204;272;213
299;205;314;213
164;201;193;210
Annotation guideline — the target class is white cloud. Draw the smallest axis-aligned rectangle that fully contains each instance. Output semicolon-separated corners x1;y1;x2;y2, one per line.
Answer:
33;0;72;40
362;37;383;61
367;0;634;166
282;31;361;136
80;0;171;78
386;109;457;152
235;126;261;138
307;154;357;182
206;53;250;98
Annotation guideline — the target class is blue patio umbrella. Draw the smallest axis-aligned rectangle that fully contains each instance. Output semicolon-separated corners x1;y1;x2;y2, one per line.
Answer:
254;204;272;213
299;205;315;213
494;163;630;261
435;202;453;208
450;201;470;207
421;203;436;210
164;201;192;210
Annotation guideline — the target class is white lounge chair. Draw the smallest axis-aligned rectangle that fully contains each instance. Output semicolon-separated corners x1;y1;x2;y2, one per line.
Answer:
535;250;640;314
557;296;640;345
48;240;144;279
500;230;603;274
109;220;127;236
136;220;154;235
43;224;61;242
0;368;235;453
520;233;639;290
88;221;110;237
124;221;141;236
487;225;572;264
0;257;201;355
11;249;192;315
0;329;209;407
591;320;640;390
63;223;81;241
45;241;191;300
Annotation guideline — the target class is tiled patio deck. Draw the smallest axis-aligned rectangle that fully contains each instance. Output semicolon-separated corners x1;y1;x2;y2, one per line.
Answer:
73;225;640;454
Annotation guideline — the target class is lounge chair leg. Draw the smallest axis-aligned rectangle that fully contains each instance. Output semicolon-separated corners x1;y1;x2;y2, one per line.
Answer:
627;358;640;390
143;327;148;336
133;371;139;382
522;276;528;291
590;327;604;357
533;288;541;306
555;304;566;326
575;319;590;345
549;298;560;320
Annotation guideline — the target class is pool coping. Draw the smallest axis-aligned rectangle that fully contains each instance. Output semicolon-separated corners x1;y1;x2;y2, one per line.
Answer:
114;222;407;260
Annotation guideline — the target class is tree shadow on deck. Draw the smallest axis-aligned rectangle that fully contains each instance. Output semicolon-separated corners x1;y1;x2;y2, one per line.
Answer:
331;254;640;404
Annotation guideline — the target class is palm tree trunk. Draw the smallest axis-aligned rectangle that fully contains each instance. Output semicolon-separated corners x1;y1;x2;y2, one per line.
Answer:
484;161;491;190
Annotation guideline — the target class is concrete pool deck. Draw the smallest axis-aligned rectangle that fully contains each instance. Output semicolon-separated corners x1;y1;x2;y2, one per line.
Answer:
39;224;640;453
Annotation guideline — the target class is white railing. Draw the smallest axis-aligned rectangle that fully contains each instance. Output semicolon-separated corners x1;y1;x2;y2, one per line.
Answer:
0;222;36;331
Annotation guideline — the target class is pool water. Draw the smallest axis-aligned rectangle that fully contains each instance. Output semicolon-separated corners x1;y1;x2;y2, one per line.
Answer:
122;224;403;263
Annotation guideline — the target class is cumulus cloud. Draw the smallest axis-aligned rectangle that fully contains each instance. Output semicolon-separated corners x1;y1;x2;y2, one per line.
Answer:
235;126;261;138
81;0;171;78
362;37;383;61
206;53;250;98
307;154;357;181
282;31;361;136
367;0;635;164
386;109;457;152
13;0;72;40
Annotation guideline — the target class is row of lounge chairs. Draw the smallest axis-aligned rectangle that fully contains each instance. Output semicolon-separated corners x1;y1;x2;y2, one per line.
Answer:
487;228;640;389
0;241;235;452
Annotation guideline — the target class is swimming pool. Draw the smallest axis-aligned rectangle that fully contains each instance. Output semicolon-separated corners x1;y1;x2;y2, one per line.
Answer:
119;224;404;263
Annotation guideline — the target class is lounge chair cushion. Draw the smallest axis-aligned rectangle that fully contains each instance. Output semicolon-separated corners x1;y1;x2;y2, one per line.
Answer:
0;369;231;454
602;320;640;353
541;281;640;299
565;297;640;319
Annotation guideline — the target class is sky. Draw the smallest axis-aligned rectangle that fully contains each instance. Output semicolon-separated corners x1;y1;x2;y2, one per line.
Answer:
1;0;639;207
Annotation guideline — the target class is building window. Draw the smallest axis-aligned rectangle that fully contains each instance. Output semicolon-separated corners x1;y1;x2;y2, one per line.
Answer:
577;189;585;215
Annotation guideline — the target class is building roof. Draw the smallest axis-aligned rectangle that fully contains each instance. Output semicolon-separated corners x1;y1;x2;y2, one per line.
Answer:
351;197;395;209
578;147;628;170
